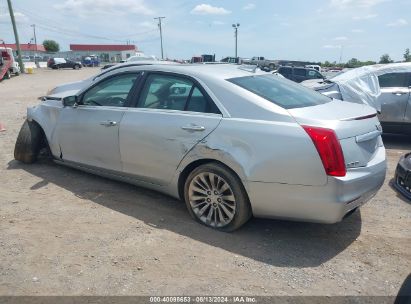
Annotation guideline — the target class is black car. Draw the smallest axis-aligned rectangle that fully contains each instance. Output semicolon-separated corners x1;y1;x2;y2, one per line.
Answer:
277;66;325;83
394;153;411;200
47;58;82;70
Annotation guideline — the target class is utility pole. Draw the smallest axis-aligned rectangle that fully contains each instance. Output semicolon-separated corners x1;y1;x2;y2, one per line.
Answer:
154;17;165;59
31;24;37;51
232;23;240;58
7;0;24;73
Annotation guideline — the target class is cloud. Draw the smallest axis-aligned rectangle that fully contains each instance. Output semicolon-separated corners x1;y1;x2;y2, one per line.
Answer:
333;36;348;41
54;0;154;15
323;44;342;49
139;21;157;29
191;4;231;15
243;3;256;10
352;14;378;20
0;11;28;24
212;21;225;25
351;29;364;33
330;0;387;9
387;18;408;27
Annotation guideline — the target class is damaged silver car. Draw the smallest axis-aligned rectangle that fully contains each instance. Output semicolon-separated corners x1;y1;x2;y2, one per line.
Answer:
14;64;386;231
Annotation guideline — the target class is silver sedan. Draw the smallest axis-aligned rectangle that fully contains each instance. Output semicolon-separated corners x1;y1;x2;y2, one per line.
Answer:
14;64;386;231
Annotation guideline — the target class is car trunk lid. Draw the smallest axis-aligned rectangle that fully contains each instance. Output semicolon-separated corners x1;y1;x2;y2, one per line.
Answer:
288;99;383;169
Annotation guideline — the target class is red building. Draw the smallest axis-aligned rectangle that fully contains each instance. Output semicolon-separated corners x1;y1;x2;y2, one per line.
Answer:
3;43;46;55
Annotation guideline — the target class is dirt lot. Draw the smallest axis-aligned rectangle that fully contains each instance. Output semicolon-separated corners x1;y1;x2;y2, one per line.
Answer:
0;68;410;296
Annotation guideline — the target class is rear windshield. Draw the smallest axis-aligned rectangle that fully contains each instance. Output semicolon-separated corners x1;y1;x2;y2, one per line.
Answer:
228;75;331;109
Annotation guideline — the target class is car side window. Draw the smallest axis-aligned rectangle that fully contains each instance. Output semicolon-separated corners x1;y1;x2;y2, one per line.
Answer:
308;70;323;79
139;74;193;111
378;73;411;88
82;73;139;107
185;86;220;114
294;68;306;76
279;67;292;75
138;74;220;114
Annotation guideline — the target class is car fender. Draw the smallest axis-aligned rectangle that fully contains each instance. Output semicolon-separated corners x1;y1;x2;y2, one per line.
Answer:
27;101;63;157
168;133;251;199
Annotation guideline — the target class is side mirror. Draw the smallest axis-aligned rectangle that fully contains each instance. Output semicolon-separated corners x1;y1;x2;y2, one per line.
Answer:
63;96;78;107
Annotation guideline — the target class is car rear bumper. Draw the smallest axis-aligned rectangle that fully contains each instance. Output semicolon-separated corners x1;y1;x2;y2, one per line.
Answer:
247;147;386;223
393;153;411;200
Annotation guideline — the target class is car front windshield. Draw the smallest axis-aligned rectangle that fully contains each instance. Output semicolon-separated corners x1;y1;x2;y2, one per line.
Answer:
228;74;331;109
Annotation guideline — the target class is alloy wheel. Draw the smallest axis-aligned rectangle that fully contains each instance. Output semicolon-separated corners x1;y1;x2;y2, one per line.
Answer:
188;172;236;228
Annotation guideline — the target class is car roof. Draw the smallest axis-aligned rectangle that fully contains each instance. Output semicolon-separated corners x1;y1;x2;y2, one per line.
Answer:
114;63;270;81
93;60;180;80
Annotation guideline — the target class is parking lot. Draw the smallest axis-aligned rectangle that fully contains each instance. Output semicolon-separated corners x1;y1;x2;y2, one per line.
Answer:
0;68;410;296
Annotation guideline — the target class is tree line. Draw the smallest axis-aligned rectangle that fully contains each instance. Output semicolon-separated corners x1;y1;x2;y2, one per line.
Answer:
322;48;411;68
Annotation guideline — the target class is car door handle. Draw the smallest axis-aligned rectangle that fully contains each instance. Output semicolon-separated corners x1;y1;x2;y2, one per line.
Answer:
392;92;406;96
181;124;206;132
100;120;117;127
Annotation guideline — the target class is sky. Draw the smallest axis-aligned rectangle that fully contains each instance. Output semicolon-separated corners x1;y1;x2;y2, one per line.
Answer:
0;0;410;62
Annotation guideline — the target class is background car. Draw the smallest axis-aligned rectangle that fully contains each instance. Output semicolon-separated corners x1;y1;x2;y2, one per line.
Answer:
47;58;82;70
394;152;411;200
277;66;325;82
82;55;100;67
301;63;411;134
0;47;20;79
14;64;386;231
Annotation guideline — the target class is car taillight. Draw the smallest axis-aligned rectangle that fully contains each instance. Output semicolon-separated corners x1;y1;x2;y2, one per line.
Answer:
302;125;346;177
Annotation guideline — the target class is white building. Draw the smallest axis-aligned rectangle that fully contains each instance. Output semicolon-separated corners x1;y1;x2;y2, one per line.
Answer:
69;44;139;62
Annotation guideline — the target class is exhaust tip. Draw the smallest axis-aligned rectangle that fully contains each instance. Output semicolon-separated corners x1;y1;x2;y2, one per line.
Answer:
343;207;358;220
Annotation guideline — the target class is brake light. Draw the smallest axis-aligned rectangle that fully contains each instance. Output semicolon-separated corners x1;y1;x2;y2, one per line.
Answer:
302;125;346;177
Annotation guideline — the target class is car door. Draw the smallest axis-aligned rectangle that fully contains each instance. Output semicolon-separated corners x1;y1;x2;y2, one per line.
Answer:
403;74;411;132
293;68;307;83
55;72;141;172
119;72;222;185
378;72;411;125
57;58;67;68
278;67;292;80
64;60;73;68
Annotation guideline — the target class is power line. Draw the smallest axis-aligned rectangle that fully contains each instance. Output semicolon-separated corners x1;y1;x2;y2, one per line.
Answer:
34;23;159;45
107;29;157;39
14;5;158;44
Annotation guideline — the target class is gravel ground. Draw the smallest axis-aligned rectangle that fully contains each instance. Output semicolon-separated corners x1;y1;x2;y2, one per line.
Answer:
0;68;410;296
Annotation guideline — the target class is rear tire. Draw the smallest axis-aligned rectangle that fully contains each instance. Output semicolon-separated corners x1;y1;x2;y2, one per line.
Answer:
74;65;80;70
14;120;43;164
184;162;252;232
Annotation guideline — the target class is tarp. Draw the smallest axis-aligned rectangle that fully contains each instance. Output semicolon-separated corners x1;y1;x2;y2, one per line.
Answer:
331;62;411;111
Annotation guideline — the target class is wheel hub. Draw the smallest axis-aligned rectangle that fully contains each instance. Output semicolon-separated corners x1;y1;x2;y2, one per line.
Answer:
188;172;236;228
